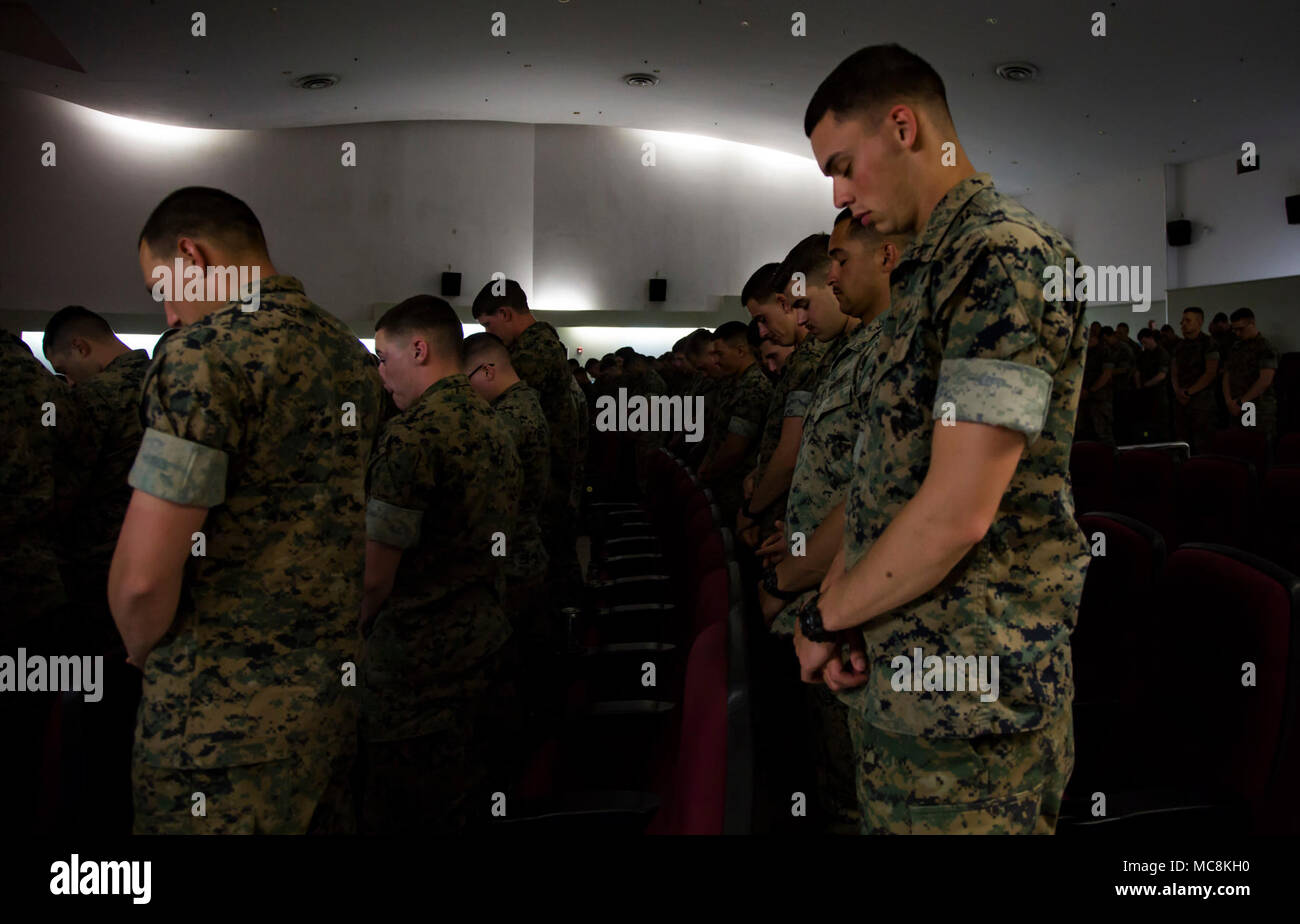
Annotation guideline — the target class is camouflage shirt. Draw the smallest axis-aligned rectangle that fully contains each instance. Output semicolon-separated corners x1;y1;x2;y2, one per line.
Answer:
362;373;521;742
509;320;578;513
1136;345;1170;386
67;348;151;573
702;362;770;472
128;275;385;769
0;330;81;632
492;380;551;583
1109;339;1137;392
1224;334;1278;405
1172;333;1219;399
1083;341;1117;400
752;335;827;525
843;173;1089;739
771;322;880;636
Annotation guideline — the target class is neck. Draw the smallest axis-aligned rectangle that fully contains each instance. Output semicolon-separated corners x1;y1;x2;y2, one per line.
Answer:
493;371;521;399
913;154;977;234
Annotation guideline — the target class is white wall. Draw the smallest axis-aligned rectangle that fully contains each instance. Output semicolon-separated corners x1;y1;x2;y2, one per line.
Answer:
533;125;836;314
1168;135;1300;289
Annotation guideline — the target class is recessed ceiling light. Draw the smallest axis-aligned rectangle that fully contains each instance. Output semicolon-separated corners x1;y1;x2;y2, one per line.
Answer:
292;73;339;90
623;73;659;87
986;17;998;24
994;61;1038;82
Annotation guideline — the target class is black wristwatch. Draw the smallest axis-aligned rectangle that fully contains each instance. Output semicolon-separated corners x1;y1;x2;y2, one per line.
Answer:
761;566;803;601
798;596;836;642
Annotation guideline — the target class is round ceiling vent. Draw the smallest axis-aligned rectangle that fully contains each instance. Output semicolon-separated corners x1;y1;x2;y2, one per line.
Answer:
292;73;340;90
623;73;659;88
994;62;1039;82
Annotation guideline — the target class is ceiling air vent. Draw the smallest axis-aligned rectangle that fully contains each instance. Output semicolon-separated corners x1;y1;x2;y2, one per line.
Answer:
292;74;340;90
623;73;659;88
995;62;1039;82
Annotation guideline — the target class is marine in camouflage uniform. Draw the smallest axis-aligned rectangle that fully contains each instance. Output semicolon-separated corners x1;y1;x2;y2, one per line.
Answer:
1223;332;1278;442
1135;338;1171;442
127;276;384;834
509;320;582;605
841;173;1086;834
1106;332;1137;444
361;371;522;834
1079;335;1115;446
0;330;84;834
63;347;152;650
700;360;771;523
749;334;827;536
492;380;552;625
681;370;719;468
769;320;880;833
1171;332;1220;453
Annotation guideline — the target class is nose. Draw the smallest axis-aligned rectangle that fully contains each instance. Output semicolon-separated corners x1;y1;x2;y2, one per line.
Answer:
832;177;853;210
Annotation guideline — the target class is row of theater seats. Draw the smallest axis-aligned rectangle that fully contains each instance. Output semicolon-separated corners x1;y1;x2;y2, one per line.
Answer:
1064;440;1300;833
1071;433;1300;572
501;441;753;834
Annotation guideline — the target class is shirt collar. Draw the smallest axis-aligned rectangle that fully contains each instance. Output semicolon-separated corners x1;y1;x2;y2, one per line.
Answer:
903;173;996;265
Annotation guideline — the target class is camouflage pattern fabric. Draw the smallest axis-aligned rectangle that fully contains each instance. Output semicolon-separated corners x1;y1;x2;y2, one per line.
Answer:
1135;345;1171;440
1172;333;1220;450
64;348;151;648
1079;340;1115;445
1224;334;1278;437
491;380;551;585
842;173;1089;741
362;373;521;743
852;705;1073;834
700;361;771;521
128;275;385;780
133;751;354;834
752;335;828;533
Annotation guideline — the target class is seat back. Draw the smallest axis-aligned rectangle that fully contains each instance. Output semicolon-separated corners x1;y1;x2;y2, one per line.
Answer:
1113;448;1179;548
1070;440;1116;515
1176;455;1256;547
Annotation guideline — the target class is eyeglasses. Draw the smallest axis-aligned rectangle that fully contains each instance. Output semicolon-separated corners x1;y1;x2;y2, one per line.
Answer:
468;362;495;379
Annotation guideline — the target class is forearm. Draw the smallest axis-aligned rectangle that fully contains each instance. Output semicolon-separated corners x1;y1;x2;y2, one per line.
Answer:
360;583;392;630
1190;372;1216;395
822;485;979;632
109;565;183;666
775;502;845;592
1144;371;1166;388
750;438;799;513
1240;375;1271;404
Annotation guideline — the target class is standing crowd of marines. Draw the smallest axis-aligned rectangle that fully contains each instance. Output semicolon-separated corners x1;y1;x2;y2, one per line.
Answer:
4;43;1117;834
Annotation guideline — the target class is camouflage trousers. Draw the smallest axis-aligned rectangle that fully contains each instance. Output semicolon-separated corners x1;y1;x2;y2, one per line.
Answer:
848;706;1074;834
133;751;355;834
1079;394;1114;446
1173;395;1216;453
805;684;860;834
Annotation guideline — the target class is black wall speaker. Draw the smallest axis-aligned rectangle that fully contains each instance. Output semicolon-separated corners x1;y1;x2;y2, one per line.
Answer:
440;271;462;297
1286;195;1300;225
649;278;667;302
1166;220;1192;247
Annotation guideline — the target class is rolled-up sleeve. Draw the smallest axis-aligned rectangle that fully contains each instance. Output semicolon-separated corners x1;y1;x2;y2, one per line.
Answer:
128;428;228;506
934;234;1065;445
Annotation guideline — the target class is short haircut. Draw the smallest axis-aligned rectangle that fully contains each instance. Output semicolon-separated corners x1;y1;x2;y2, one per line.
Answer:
138;186;267;256
615;346;639;362
1116;322;1130;333
1182;306;1204;319
1230;307;1256;323
832;207;877;243
375;295;463;356
461;330;512;368
714;320;750;346
1138;328;1155;341
804;44;952;138
1101;326;1115;337
780;232;833;286
43;305;114;357
685;328;714;357
1160;325;1175;333
584;357;598;369
1212;311;1229;323
471;278;530;318
741;262;785;307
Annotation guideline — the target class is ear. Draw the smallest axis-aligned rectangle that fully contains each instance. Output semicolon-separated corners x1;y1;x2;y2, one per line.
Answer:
886;103;919;149
72;336;93;358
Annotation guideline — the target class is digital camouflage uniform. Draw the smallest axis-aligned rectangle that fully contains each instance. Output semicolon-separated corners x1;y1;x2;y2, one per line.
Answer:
1224;334;1278;441
492;379;552;639
509;320;581;604
361;373;521;834
1135;345;1171;441
682;371;719;468
0;330;83;834
1079;340;1115;446
750;335;827;535
1171;333;1219;452
700;361;771;523
64;348;151;650
127;276;384;834
842;174;1087;834
1108;338;1137;444
768;321;878;832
